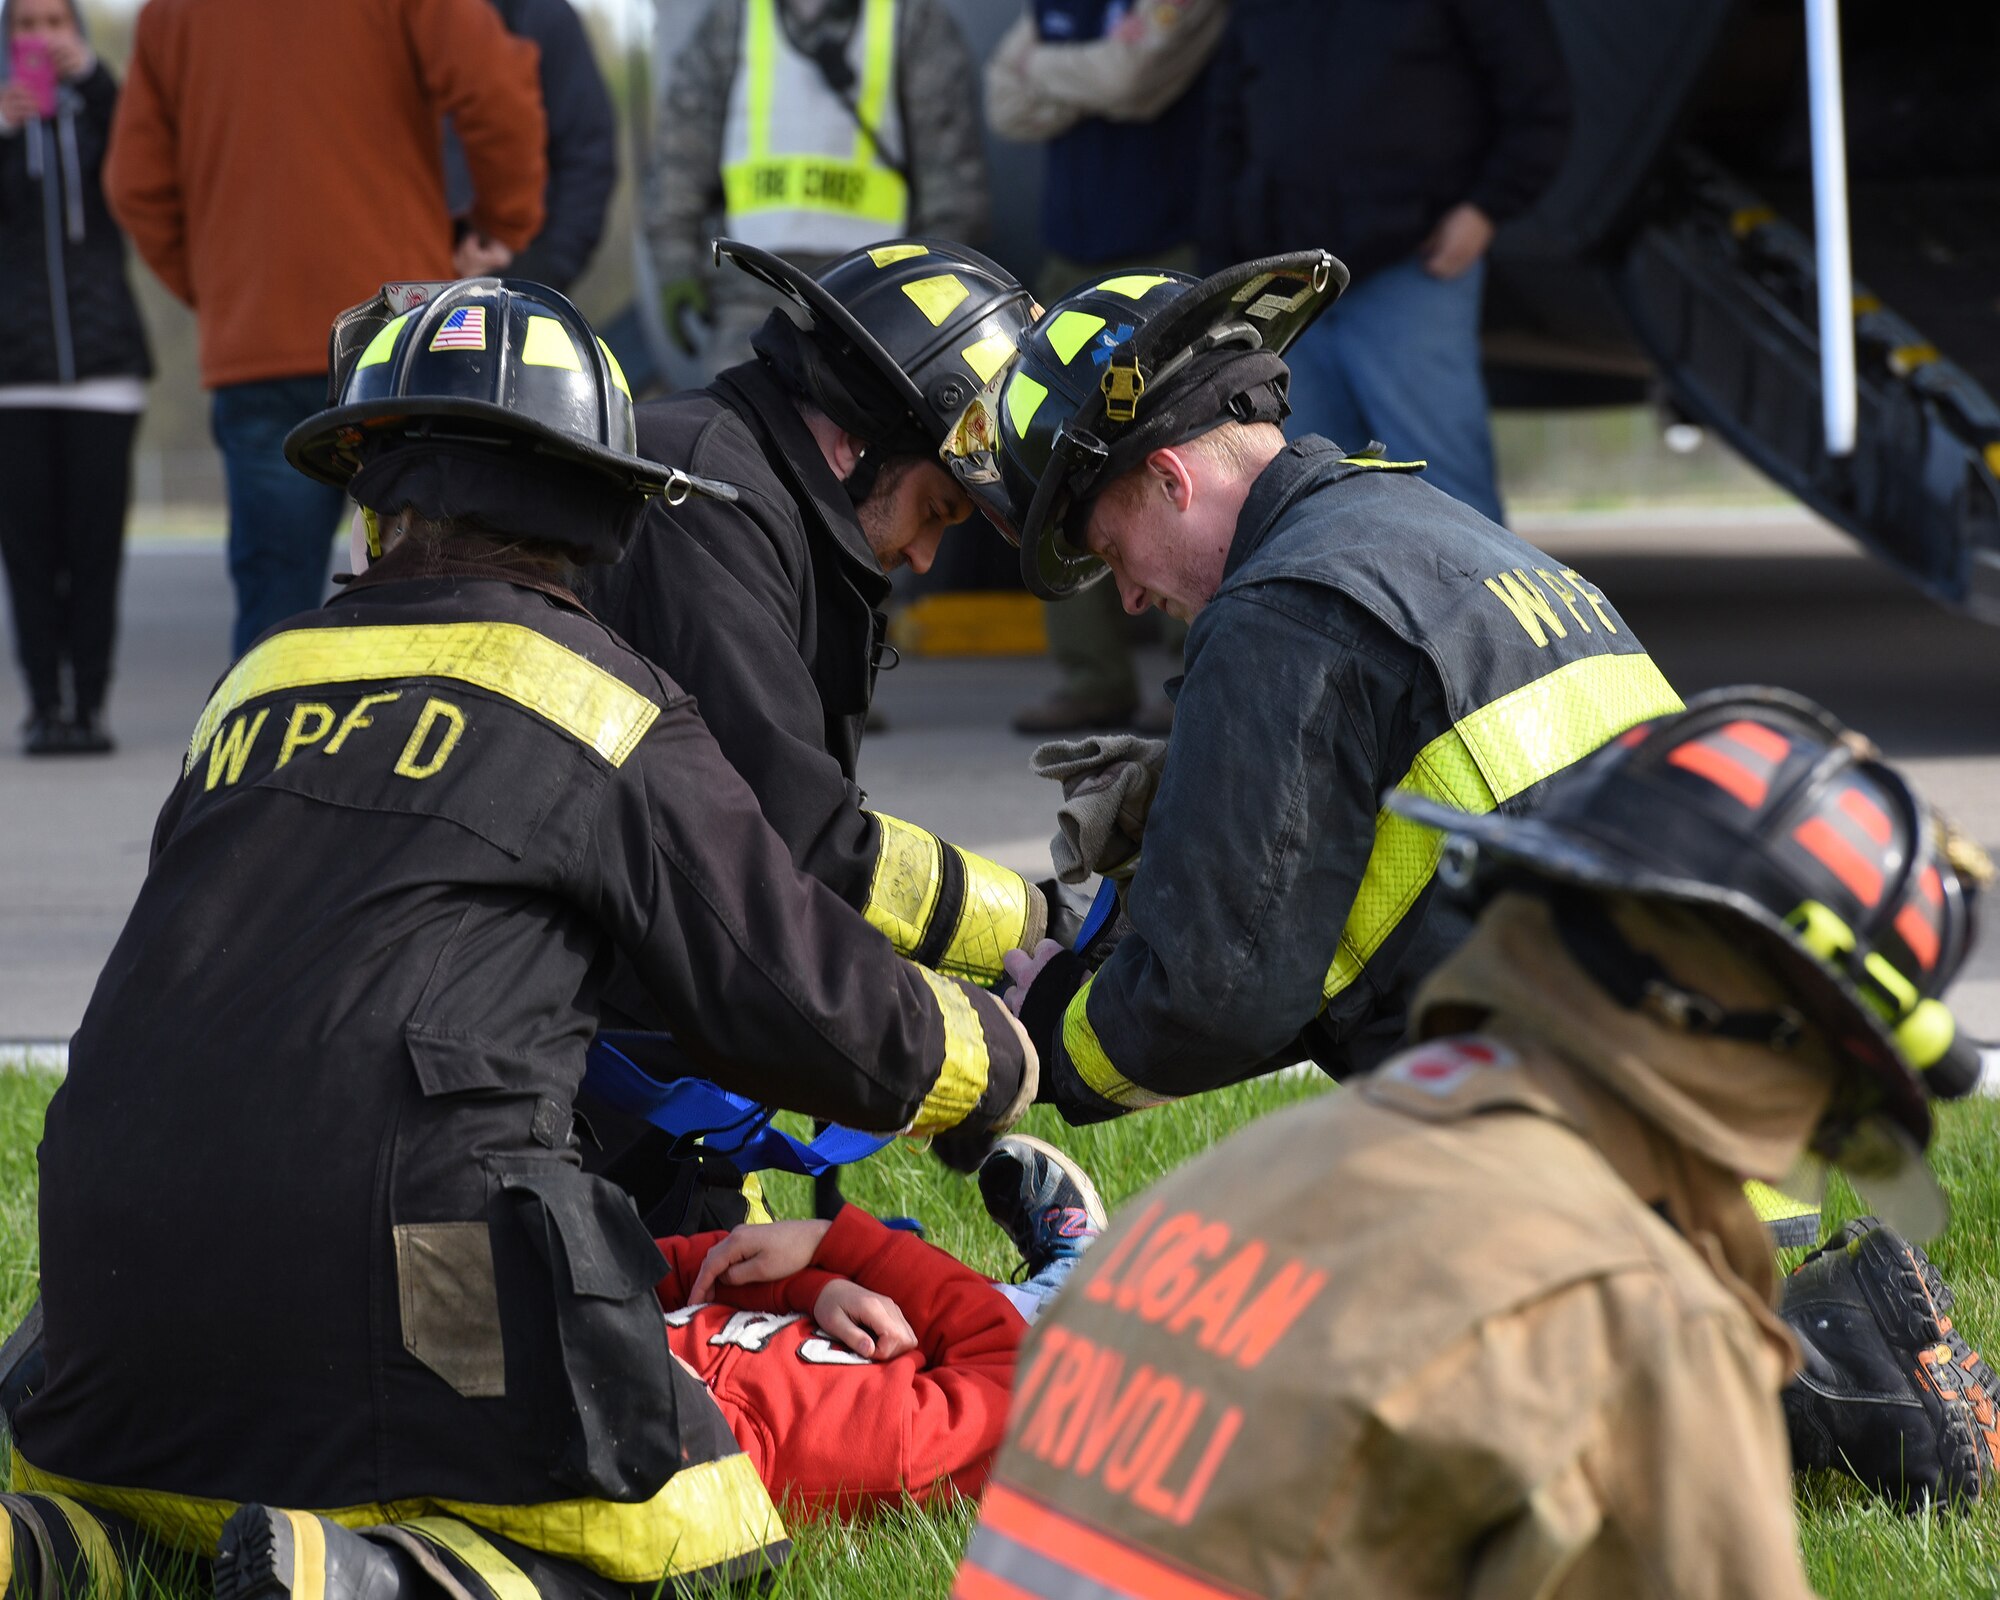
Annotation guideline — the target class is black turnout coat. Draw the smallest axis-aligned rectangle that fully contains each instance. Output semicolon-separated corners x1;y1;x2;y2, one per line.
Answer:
590;361;1044;1005
19;566;1023;1529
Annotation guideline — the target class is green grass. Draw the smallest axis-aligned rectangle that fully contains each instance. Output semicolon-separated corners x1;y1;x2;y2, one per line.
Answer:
3;1065;1998;1598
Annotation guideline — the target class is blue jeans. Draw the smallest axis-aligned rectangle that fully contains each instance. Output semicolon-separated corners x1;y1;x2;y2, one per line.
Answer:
211;376;348;658
1281;255;1504;525
991;1243;1090;1325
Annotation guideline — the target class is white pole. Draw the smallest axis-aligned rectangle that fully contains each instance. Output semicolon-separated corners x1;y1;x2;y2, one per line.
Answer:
1805;0;1857;456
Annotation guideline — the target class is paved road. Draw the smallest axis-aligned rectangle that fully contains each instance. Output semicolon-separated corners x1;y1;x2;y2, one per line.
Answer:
2;510;1995;1050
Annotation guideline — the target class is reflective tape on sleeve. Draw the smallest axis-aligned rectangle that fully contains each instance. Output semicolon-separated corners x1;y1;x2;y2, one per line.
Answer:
866;815;1034;982
936;844;1035;982
864;813;947;957
1062;977;1176;1112
1324;652;1683;999
911;967;993;1134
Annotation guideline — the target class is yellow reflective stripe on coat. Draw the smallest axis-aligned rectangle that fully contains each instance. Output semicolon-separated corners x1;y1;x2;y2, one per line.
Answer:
1062;977;1176;1112
865;813;946;955
911;967;991;1133
11;1448;784;1586
937;844;1036;982
1323;652;1682;998
185;624;660;777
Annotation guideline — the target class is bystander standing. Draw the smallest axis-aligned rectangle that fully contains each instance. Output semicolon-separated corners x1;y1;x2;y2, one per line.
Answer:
645;0;990;373
0;0;149;754
103;0;546;659
987;0;1228;733
444;0;616;292
1200;0;1570;524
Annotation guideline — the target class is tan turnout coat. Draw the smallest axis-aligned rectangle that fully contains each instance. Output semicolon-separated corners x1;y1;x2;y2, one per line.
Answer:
959;1027;1818;1600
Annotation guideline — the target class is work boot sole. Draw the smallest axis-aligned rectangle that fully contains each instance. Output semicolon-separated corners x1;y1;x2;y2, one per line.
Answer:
215;1504;317;1600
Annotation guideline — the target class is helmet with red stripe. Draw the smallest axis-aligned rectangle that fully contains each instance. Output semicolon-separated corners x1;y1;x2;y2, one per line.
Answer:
1389;688;1986;1154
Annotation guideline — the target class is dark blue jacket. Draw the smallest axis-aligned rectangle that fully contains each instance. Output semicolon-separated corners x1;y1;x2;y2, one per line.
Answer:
1041;439;1682;1124
1035;0;1209;263
1199;0;1571;281
445;0;617;289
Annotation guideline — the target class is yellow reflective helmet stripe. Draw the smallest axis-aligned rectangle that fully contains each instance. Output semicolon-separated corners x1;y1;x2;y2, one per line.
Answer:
903;273;971;327
398;1518;539;1600
959;330;1016;386
1046;310;1106;366
863;813;947;956
1062;977;1176;1111
357;313;411;370
595;338;631;400
1324;652;1683;999
1094;274;1174;299
870;242;929;267
12;1448;786;1587
1006;373;1049;439
911;967;992;1133
938;844;1036;982
185;624;661;777
521;315;582;372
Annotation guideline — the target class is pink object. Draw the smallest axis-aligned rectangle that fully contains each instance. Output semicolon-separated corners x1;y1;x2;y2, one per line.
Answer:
10;36;58;119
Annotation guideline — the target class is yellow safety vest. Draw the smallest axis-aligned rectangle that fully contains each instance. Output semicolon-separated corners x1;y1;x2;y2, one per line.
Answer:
720;0;910;255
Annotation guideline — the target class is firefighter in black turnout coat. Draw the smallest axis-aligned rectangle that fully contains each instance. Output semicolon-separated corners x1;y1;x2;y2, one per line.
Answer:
2;280;1035;1600
592;240;1050;1004
589;238;1049;1215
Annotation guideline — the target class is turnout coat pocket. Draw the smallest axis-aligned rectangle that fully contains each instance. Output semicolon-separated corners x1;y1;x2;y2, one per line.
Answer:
488;1165;682;1500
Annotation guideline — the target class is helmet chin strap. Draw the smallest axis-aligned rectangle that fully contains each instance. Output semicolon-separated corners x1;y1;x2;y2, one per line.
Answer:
1546;889;1806;1051
843;447;883;506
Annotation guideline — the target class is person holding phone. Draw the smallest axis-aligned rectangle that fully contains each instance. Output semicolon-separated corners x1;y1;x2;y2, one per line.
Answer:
0;0;150;754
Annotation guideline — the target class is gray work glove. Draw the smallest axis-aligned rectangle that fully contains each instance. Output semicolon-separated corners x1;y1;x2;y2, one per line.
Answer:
1031;734;1169;885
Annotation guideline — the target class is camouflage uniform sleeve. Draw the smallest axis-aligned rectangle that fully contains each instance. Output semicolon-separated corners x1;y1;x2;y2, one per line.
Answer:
643;0;738;285
900;0;990;244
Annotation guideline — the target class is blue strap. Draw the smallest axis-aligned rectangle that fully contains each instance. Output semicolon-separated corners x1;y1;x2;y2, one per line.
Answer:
1075;877;1120;952
583;1033;893;1179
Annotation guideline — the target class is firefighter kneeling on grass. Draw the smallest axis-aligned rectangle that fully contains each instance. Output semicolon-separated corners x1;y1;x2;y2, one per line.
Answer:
959;691;1996;1600
0;279;1038;1600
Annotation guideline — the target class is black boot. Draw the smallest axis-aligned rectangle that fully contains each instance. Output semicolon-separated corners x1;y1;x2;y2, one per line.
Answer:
1780;1217;1998;1507
216;1506;421;1600
1;1490;136;1599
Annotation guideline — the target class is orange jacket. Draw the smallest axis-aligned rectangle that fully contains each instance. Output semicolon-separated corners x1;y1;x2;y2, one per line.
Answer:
104;0;546;387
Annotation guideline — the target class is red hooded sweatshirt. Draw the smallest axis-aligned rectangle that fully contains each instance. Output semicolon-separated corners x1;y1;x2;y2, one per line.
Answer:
654;1206;1026;1514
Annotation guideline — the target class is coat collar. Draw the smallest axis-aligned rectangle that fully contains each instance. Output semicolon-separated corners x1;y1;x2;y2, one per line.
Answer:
1223;435;1355;584
712;360;890;601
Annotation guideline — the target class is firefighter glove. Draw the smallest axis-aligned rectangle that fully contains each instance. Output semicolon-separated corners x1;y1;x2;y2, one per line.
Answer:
1032;734;1169;883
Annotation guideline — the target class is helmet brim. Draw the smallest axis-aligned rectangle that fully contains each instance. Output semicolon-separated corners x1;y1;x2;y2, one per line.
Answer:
1388;788;1935;1151
285;395;679;498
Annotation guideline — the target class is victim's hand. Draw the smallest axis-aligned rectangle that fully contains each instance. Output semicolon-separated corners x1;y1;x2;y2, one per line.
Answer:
687;1218;832;1305
813;1278;917;1361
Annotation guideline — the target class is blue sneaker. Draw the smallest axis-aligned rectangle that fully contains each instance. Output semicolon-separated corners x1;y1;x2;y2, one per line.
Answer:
978;1134;1106;1280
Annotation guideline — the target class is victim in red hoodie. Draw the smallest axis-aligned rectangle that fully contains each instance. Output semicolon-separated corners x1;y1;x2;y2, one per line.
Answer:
654;1206;1027;1513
